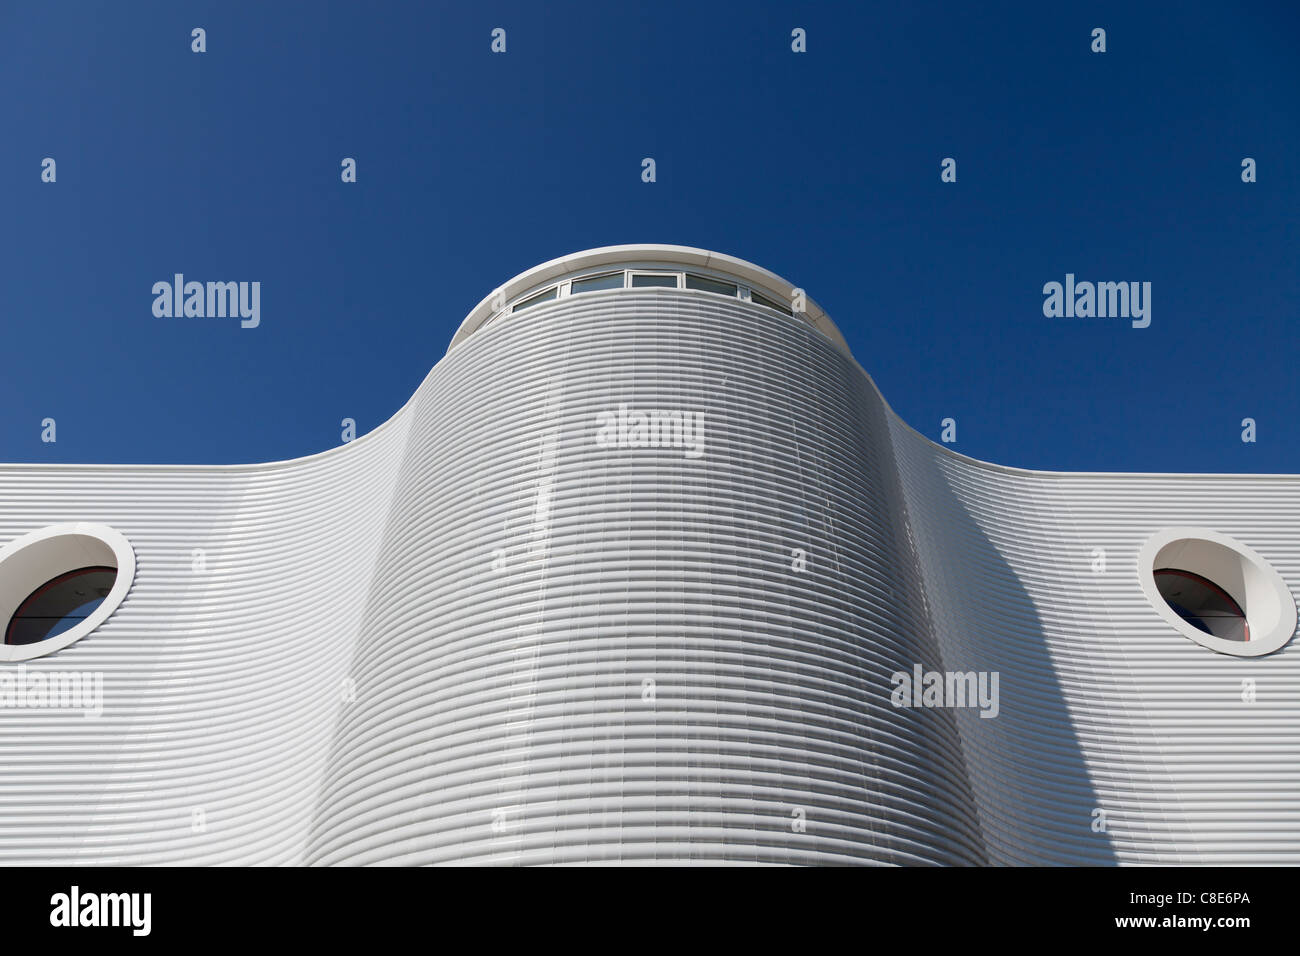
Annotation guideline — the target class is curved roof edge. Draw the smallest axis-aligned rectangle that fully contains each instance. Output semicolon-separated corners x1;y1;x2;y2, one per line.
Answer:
0;245;1293;481
447;243;849;354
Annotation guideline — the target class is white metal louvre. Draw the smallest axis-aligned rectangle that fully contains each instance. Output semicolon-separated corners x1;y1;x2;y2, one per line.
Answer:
0;274;1294;866
888;407;1300;865
306;294;984;865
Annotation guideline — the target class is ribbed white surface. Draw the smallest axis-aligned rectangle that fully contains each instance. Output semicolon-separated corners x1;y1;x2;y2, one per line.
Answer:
305;292;984;865
889;422;1300;864
0;278;1295;866
0;413;412;864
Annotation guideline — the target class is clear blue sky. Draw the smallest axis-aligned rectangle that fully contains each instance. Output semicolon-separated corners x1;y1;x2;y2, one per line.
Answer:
3;1;1296;472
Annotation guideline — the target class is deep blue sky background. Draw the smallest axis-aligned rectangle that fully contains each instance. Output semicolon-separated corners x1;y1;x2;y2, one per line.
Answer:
3;1;1297;471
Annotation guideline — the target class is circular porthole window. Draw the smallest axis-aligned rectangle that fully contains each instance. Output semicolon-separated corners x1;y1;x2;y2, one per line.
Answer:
1139;527;1297;658
0;523;135;662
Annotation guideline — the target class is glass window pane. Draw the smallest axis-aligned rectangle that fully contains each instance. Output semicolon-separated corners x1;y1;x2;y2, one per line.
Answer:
572;272;625;294
685;274;738;297
5;567;117;646
750;291;793;316
512;287;557;313
630;274;678;288
1154;569;1250;642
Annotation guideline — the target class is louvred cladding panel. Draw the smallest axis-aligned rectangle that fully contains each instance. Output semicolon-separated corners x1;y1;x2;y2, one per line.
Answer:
0;247;1296;865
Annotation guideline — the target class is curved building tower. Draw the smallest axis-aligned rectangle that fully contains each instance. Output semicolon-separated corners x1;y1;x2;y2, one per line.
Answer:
0;245;1296;866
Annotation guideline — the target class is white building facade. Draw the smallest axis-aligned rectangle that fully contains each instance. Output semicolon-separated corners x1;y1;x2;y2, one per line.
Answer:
0;245;1296;865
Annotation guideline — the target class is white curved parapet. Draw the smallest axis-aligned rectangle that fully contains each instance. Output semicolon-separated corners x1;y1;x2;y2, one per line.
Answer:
0;245;1296;865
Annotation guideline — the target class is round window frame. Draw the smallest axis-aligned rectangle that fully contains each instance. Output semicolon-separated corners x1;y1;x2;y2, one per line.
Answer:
0;523;136;662
1139;527;1296;658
